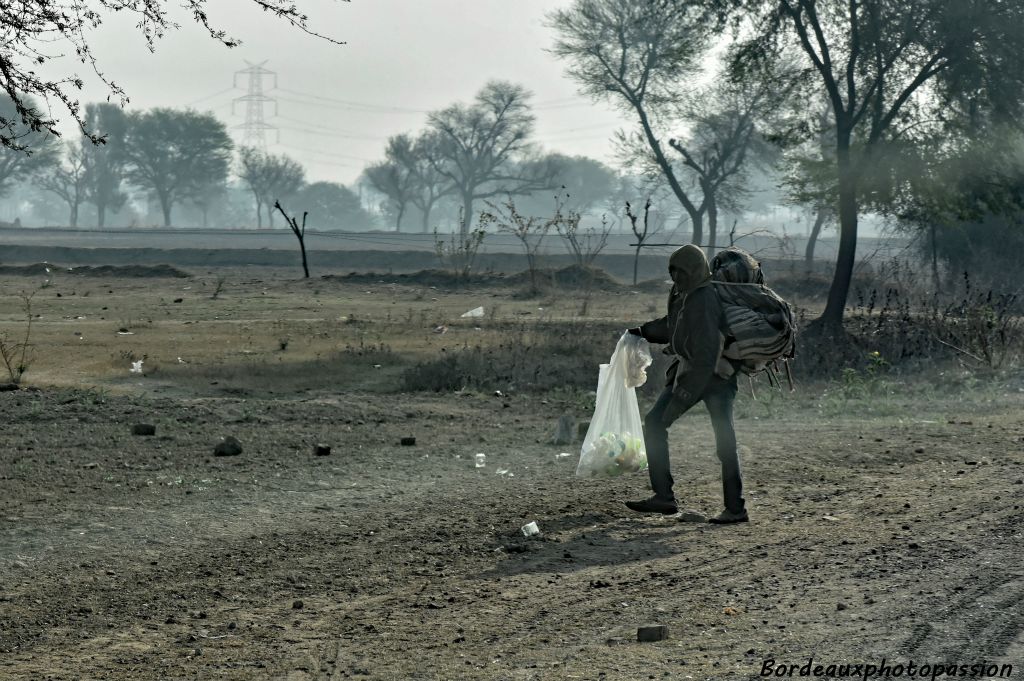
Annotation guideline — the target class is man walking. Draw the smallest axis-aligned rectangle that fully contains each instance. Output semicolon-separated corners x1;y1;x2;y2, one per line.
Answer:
626;244;748;524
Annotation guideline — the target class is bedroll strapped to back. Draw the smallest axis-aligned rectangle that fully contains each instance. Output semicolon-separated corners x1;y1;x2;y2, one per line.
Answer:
710;247;797;385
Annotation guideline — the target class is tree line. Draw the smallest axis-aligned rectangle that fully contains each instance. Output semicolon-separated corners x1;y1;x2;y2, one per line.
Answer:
0;98;375;232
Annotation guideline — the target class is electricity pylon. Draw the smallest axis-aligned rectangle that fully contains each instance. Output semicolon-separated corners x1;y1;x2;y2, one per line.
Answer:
233;61;278;150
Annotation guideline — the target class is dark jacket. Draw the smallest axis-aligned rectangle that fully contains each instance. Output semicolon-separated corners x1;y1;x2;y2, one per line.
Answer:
639;282;730;410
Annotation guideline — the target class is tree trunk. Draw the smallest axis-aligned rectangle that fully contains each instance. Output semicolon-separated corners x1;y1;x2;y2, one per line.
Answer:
930;222;940;292
706;186;718;257
97;203;106;229
461;192;474;238
635;107;702;233
298;236;310;278
267;205;275;229
255;200;263;229
69;203;79;229
688;209;703;249
633;245;642;286
818;138;858;330
421;196;436;234
805;204;828;267
395;203;405;232
160;196;173;228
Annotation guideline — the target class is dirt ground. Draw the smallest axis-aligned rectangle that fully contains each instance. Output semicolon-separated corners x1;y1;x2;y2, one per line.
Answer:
1;269;1023;680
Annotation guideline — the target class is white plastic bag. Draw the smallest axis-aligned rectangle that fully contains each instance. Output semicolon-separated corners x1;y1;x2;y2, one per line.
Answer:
576;333;652;478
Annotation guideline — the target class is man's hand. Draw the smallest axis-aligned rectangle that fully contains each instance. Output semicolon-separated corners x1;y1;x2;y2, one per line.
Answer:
660;396;687;427
627;327;643;337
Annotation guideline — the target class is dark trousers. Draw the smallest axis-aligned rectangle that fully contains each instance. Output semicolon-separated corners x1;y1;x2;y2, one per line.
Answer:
643;375;745;513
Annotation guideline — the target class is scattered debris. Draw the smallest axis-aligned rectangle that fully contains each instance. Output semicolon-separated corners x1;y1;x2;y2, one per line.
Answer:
677;511;706;523
292;600;304;610
576;421;590;440
131;423;156;436
314;444;331;457
400;437;416;446
460;306;484;318
214;436;243;457
521;521;540;537
432;325;448;334
637;625;669;642
0;383;18;392
130;360;144;375
474;453;486;468
723;607;741;616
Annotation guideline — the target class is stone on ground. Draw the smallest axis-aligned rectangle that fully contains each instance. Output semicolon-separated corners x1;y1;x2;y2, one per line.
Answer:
214;436;243;457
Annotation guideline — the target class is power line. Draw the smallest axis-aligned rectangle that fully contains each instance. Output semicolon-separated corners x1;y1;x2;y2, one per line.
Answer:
275;87;430;114
276;141;375;162
274;115;388;139
186;87;238;107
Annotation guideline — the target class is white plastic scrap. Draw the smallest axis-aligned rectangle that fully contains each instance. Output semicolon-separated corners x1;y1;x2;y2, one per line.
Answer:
621;333;653;389
130;360;144;374
460;306;485;318
521;521;540;537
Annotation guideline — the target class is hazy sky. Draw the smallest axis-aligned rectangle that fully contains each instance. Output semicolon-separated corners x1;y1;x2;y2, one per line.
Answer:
53;0;628;186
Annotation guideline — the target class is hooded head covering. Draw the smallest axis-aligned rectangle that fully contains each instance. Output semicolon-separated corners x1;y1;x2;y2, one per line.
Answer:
668;244;711;294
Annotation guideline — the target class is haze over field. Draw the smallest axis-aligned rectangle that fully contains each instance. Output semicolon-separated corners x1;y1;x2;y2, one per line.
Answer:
51;0;623;186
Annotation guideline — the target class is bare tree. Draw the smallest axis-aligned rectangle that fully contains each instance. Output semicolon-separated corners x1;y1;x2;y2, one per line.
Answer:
434;209;491;282
409;132;455;233
549;0;713;245
552;196;614;315
274;201;310;279
1;1;343;152
238;147;305;229
37;142;88;228
485;196;557;295
667;76;786;255
0;290;38;384
425;81;558;237
364;135;419;232
554;197;612;268
625;198;665;286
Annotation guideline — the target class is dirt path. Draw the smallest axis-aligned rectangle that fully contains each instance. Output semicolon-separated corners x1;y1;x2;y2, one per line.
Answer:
1;387;1023;680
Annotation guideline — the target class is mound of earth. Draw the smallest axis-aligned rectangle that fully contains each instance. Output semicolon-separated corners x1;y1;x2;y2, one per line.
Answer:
322;265;660;292
508;265;624;290
0;262;191;278
322;268;512;288
634;276;672;293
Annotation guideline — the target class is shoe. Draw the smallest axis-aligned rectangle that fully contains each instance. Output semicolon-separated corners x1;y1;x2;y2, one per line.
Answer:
625;496;678;515
708;509;749;524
